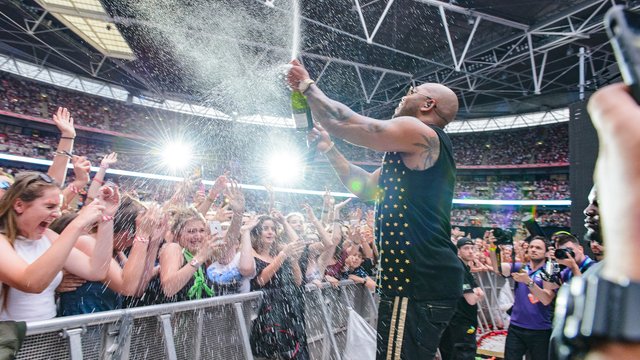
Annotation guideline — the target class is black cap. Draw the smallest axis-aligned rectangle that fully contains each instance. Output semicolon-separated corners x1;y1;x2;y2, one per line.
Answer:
456;237;474;249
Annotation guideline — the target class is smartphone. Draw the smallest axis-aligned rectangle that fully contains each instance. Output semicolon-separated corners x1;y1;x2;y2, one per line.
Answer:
605;5;640;102
209;221;222;235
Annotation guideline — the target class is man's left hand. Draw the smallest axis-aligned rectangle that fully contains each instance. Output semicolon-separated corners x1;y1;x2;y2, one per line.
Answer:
287;59;311;90
513;271;532;284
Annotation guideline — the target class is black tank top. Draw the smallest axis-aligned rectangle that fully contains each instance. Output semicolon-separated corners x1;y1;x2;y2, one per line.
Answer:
375;125;463;301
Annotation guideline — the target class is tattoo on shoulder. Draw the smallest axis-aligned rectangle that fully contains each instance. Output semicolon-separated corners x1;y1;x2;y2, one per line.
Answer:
412;134;440;169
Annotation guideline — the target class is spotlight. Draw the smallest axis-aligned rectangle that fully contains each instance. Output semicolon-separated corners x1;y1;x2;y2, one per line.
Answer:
267;152;302;184
162;142;193;170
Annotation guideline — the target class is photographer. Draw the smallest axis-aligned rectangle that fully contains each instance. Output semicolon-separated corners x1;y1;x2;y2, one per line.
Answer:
489;234;556;360
551;232;595;284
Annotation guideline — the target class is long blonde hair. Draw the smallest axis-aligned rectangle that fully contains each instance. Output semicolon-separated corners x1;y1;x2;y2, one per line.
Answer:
0;172;59;246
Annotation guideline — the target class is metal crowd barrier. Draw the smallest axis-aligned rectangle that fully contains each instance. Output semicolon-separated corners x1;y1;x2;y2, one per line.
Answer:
16;281;377;360
473;271;513;359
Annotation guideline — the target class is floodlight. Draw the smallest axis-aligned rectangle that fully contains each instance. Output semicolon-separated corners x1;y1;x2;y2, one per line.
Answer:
162;142;193;170
267;152;302;184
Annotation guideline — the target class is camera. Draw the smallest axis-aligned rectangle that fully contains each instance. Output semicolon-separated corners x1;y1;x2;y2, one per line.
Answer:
554;248;575;260
541;260;562;285
492;228;513;245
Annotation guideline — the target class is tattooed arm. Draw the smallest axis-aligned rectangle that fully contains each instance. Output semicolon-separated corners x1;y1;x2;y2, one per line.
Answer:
304;84;441;170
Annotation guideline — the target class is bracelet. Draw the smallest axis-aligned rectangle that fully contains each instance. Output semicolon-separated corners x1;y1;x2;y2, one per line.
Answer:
101;215;114;223
298;79;315;94
134;236;149;244
92;178;104;185
99;164;109;169
53;150;72;158
321;142;335;154
60;136;75;140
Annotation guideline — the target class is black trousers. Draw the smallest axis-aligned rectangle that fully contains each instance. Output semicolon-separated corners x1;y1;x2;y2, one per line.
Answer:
505;324;552;360
439;321;477;360
376;296;456;360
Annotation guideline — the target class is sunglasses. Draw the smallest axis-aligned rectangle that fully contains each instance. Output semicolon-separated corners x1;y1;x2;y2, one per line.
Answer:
26;173;54;187
0;180;11;190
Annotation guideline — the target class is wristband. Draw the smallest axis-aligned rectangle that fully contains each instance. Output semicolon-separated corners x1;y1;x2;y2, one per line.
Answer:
100;164;109;169
92;178;104;185
298;79;315;94
321;142;335;154
134;235;149;244
54;150;72;158
60;136;75;140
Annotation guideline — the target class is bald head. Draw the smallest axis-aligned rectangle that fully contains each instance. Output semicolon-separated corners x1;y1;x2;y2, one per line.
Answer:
416;83;459;126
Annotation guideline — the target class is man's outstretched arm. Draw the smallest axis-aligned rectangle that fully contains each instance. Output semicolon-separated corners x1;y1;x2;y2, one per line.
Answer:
288;60;433;155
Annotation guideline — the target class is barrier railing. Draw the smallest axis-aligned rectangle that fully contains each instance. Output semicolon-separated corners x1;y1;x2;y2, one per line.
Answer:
17;281;376;360
473;271;513;358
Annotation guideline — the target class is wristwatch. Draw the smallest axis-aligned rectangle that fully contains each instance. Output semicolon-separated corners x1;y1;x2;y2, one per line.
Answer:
554;268;640;359
527;280;535;288
189;258;201;268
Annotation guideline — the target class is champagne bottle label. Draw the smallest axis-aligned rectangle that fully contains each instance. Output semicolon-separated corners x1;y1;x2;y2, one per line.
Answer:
291;91;312;130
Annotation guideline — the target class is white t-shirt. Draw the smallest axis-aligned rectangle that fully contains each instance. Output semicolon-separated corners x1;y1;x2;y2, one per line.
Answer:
206;252;256;295
0;235;63;321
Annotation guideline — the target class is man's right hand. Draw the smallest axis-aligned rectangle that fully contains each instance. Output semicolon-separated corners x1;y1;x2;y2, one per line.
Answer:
307;123;333;153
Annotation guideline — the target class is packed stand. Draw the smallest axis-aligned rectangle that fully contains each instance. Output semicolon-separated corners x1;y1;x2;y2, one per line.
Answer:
450;124;569;166
451;207;570;227
455;179;570;200
0;72;569;169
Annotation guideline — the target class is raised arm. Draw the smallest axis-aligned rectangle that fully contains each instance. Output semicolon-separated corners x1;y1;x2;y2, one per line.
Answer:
87;152;117;201
48;107;76;186
302;203;331;249
308;125;380;201
62;156;91;210
288;60;434;155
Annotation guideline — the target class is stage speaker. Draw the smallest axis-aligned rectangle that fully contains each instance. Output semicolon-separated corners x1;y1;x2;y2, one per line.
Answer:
569;100;598;242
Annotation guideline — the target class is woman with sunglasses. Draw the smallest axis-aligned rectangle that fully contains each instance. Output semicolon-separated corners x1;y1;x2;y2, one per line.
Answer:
0;172;116;321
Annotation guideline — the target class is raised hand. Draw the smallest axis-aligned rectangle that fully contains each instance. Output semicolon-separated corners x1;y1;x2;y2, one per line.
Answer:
281;241;306;259
287;59;311;90
97;184;120;217
71;156;91;185
136;204;164;239
240;215;259;234
53;107;75;138
100;152;118;169
75;199;105;227
302;203;316;221
225;180;245;213
349;208;363;222
213;203;233;222
210;171;230;199
307;123;333;153
334;197;352;211
270;208;285;224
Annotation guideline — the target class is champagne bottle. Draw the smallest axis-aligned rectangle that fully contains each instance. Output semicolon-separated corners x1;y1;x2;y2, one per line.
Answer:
291;90;313;131
291;90;317;179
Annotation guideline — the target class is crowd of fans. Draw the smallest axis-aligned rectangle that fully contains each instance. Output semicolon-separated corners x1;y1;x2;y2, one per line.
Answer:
0;70;583;359
450;207;570;228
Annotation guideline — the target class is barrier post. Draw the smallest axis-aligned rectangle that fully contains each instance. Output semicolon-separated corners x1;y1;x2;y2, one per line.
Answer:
62;327;85;360
159;314;178;360
233;302;255;360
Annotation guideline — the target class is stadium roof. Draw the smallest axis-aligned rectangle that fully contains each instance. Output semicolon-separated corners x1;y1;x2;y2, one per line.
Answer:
0;0;632;127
